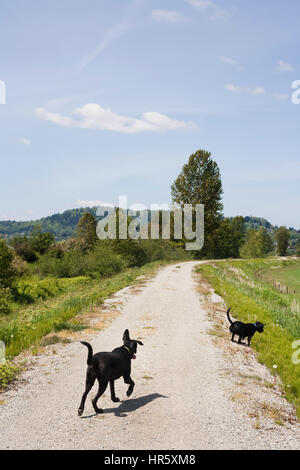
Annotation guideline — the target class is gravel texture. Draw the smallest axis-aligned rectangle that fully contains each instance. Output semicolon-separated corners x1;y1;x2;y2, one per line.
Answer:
0;261;299;450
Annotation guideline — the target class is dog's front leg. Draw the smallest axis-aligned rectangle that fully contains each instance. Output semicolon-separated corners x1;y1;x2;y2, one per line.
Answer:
110;380;120;402
124;375;135;397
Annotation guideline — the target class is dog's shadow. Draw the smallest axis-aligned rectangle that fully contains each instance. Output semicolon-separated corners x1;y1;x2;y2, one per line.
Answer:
81;393;167;419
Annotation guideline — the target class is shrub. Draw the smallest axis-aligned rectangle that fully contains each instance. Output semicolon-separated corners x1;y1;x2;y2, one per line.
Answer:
10;235;37;262
32;251;86;278
0;238;16;288
140;240;191;262
0;362;19;388
11;254;27;277
240;228;273;258
84;244;127;277
30;226;55;255
32;244;128;279
109;239;148;267
0;284;13;314
16;276;90;302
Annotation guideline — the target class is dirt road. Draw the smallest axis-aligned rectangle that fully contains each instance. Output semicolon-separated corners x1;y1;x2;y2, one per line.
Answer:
0;261;299;449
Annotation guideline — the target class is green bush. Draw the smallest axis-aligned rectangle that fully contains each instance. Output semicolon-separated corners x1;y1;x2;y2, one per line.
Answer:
84;244;127;277
16;276;90;302
32;245;127;279
0;284;13;314
10;235;38;262
140;239;191;262
0;362;20;388
32;251;86;278
0;238;16;288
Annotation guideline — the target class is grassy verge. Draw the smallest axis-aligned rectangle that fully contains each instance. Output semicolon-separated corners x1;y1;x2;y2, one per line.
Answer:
0;260;170;388
196;259;300;419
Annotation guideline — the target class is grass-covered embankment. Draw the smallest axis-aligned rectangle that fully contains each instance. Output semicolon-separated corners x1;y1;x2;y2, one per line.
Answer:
196;258;300;418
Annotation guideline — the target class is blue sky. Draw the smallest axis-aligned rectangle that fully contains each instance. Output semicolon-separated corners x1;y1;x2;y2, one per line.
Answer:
0;0;299;227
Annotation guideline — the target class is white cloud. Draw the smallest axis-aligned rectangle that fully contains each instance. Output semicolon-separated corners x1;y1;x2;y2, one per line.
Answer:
220;56;243;71
36;108;74;127
76;199;114;208
152;9;190;23
249;87;265;95
36;103;197;134
225;84;241;93
186;0;215;8
276;60;293;72
274;93;289;101
221;56;237;65
225;84;265;95
186;0;228;20
19;137;31;146
0;213;32;221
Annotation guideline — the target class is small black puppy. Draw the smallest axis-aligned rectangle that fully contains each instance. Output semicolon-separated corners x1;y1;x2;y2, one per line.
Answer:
78;329;143;416
227;308;264;347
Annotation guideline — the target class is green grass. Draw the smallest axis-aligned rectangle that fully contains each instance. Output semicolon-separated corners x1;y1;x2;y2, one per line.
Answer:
196;258;300;419
0;260;168;362
258;259;300;296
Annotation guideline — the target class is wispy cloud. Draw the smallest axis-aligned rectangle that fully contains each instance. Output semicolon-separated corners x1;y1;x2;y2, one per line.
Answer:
276;60;293;72
19;137;31;146
225;84;265;95
249;87;265;96
274;93;289;101
36;103;197;134
186;0;229;20
220;56;243;71
76;199;114;208
225;84;241;93
79;23;129;69
152;9;190;23
186;0;215;8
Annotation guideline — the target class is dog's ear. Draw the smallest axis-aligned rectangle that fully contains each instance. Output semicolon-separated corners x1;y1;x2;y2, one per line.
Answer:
123;329;130;343
136;340;143;346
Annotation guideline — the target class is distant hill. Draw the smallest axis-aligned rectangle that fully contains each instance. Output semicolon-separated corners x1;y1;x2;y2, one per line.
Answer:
0;209;299;247
243;216;273;231
0;207;98;241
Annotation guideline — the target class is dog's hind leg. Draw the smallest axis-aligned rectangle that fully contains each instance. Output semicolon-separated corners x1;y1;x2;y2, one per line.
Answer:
231;333;235;342
78;367;96;416
110;380;120;402
92;379;108;414
123;375;135;397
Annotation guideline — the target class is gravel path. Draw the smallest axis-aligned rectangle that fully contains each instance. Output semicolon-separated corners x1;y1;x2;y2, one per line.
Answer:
0;261;299;450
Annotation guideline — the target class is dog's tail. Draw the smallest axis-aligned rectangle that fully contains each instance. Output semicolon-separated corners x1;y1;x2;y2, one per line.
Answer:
226;307;233;324
80;341;93;366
